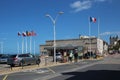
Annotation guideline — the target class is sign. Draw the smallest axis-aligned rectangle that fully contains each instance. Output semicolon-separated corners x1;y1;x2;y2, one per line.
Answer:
77;46;83;51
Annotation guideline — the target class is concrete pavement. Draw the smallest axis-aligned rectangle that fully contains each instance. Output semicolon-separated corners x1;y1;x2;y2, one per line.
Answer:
0;55;104;75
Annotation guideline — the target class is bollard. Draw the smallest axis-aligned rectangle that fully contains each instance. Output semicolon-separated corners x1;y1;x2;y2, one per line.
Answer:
21;59;24;69
10;64;13;70
37;58;41;67
45;57;48;66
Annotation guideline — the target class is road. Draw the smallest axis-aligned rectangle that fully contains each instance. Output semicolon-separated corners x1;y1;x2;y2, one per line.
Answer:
0;54;120;80
49;64;120;80
0;60;101;80
49;54;120;80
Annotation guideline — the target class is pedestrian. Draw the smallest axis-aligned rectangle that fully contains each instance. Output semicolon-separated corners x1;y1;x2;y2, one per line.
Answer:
63;51;67;63
78;51;83;60
69;50;73;62
74;49;78;63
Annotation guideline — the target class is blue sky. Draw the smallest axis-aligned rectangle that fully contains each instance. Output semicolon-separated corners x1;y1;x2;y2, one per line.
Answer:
0;0;120;54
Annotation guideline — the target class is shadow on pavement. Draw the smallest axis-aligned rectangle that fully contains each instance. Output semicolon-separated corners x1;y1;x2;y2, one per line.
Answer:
62;70;120;80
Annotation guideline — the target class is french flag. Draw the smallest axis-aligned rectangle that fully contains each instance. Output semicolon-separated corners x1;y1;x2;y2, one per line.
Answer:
90;17;96;23
18;32;21;36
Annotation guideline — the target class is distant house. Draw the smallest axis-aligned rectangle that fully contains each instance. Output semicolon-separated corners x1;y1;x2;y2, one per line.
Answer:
109;35;120;53
40;36;108;56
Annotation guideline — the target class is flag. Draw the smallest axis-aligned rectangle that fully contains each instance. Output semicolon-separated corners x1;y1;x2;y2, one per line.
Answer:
22;32;26;37
26;31;29;36
31;31;36;36
28;32;32;36
26;31;32;36
17;32;21;36
90;17;96;23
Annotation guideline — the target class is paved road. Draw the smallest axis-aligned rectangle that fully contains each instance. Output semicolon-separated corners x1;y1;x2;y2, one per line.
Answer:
49;54;120;80
0;54;120;80
49;64;120;80
0;60;102;80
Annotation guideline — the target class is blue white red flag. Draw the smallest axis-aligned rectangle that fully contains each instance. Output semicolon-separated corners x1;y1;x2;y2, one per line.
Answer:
18;32;21;36
90;17;96;23
22;32;27;37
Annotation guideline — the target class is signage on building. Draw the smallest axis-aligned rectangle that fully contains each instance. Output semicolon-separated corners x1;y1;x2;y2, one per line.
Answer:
77;46;83;52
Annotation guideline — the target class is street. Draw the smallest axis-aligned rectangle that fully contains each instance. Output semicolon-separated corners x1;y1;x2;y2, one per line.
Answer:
49;64;120;80
0;54;120;80
0;60;101;80
49;54;120;80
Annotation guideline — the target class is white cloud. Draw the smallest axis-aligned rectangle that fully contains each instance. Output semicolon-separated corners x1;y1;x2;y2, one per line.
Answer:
99;32;120;36
70;1;92;13
95;0;106;2
70;0;107;13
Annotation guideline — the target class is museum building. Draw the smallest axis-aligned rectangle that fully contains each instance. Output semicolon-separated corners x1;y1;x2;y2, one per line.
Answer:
40;36;108;56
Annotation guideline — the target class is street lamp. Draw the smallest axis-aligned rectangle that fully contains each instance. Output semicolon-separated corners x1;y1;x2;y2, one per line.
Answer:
46;11;64;63
0;42;3;54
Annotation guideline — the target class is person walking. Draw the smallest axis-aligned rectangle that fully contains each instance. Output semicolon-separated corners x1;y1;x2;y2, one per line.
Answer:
74;49;78;63
69;50;73;62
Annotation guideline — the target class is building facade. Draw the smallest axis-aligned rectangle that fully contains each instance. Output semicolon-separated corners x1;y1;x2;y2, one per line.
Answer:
109;35;120;53
40;36;108;56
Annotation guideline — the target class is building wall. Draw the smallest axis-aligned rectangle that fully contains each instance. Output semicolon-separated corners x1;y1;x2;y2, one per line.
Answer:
40;38;104;55
97;39;103;54
110;36;118;45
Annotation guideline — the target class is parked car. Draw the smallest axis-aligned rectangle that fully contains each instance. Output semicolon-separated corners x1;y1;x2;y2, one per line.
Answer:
0;54;9;63
0;54;3;57
7;53;40;67
56;53;63;62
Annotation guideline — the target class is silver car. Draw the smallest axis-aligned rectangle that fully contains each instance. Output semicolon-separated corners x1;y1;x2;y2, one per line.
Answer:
0;54;9;63
7;53;40;67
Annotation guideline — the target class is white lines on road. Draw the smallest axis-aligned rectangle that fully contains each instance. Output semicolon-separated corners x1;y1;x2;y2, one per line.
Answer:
2;75;8;80
22;69;49;74
47;67;56;74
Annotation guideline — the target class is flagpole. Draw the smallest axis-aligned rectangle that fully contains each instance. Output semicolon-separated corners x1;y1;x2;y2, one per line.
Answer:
97;17;100;55
17;41;19;54
22;37;24;54
89;17;91;58
17;32;21;54
30;36;32;54
25;37;27;53
0;42;3;54
98;17;100;39
34;39;35;56
1;42;3;54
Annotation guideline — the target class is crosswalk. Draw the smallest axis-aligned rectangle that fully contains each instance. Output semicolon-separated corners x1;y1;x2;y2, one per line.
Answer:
21;69;49;73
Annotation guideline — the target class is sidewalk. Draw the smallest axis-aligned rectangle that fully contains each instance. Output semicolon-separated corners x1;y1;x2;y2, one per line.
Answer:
102;53;120;64
0;56;103;75
0;57;69;75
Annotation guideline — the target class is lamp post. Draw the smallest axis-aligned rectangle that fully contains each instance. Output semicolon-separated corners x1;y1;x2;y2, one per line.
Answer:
46;11;64;63
0;42;3;54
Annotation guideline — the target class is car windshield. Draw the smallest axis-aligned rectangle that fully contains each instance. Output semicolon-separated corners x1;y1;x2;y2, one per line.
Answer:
1;54;9;58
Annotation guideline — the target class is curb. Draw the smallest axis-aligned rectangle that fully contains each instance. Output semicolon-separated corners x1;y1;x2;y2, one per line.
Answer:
0;58;103;75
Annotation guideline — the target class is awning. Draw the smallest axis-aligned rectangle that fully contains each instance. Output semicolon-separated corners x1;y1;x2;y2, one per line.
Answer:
44;44;78;50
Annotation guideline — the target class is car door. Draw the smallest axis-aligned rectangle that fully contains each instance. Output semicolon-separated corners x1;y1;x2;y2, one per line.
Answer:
29;54;36;64
19;54;27;65
25;54;31;64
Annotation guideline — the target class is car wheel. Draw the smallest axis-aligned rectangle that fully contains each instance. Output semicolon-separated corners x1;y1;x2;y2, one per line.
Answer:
10;64;15;67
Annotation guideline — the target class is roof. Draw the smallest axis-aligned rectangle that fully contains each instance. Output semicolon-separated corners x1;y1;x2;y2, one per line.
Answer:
44;44;79;50
46;37;97;42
